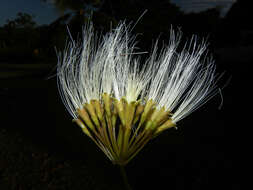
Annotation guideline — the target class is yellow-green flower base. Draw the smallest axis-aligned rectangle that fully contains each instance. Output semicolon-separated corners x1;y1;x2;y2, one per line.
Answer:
74;93;175;165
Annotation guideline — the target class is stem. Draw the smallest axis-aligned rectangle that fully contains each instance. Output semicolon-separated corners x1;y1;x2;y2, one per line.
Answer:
119;165;132;190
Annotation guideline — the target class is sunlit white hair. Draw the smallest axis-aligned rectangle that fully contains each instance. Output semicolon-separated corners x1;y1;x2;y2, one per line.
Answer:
57;22;221;124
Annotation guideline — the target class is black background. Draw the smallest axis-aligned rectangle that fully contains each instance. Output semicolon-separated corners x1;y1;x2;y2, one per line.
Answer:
0;0;244;189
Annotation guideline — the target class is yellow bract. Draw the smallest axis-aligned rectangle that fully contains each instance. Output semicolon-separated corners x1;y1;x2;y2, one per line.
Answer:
74;93;175;165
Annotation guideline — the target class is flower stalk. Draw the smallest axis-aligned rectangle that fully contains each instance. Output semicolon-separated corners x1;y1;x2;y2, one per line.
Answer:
119;165;132;190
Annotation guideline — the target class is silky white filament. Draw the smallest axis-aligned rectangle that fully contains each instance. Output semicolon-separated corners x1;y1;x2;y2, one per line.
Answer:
57;22;220;124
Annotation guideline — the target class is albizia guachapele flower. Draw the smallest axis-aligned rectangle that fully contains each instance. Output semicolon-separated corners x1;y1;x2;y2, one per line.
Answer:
57;22;220;166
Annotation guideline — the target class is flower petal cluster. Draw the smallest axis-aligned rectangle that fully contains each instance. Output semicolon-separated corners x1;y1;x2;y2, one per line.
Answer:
57;22;220;165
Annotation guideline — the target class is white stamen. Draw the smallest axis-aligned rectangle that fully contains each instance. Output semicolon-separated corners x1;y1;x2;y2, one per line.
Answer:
57;22;221;123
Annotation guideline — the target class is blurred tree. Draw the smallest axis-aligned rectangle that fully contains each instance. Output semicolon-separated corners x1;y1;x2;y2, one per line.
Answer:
3;20;16;39
14;12;36;28
1;12;38;59
41;0;183;55
225;0;251;30
100;0;181;21
98;0;183;50
41;0;101;15
176;7;221;35
5;12;36;29
41;0;116;34
217;0;252;46
42;0;182;31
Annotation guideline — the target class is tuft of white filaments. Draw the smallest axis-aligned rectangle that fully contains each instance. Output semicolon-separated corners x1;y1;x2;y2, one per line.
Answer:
57;22;220;124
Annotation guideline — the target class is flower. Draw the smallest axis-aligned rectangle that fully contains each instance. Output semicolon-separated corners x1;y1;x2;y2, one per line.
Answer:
57;22;220;166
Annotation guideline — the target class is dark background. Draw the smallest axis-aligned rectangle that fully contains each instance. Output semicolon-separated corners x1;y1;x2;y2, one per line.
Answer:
0;0;244;189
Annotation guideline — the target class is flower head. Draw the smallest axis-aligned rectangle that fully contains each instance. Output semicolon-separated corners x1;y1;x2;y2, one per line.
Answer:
57;22;220;165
